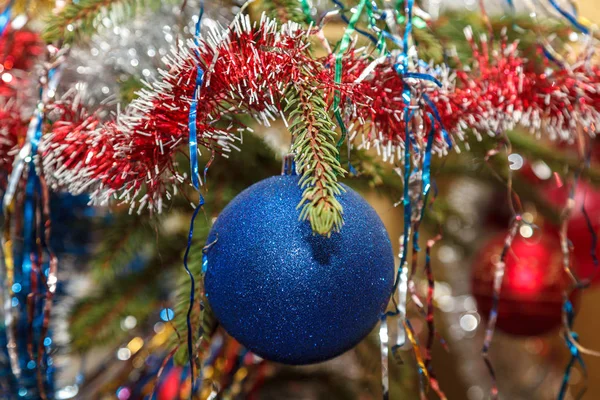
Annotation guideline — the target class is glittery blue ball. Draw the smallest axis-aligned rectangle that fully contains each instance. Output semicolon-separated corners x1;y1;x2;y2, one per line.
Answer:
204;175;394;365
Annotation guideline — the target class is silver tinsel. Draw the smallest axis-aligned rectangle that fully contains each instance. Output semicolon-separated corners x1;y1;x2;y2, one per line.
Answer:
59;0;238;109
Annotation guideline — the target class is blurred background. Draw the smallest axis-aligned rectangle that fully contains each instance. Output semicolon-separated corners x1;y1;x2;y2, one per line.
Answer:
1;0;600;399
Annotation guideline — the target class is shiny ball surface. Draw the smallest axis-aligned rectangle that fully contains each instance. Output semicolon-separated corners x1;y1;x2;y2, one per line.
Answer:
472;232;572;336
546;182;600;285
204;175;395;364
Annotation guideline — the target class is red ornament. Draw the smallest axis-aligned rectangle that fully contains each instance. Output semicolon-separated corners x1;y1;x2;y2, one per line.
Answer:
546;182;600;284
472;232;572;336
0;29;43;98
157;366;183;400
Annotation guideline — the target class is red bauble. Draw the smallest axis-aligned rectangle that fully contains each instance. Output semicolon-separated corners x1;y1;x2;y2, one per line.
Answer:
546;182;600;284
157;366;183;400
472;232;572;336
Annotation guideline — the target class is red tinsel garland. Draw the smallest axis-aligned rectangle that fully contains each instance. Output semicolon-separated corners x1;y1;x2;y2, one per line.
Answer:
29;18;600;210
0;101;28;177
0;29;43;189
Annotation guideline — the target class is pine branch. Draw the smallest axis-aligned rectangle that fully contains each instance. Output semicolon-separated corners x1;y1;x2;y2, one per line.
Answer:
171;242;218;366
412;28;444;64
288;84;346;236
505;130;600;186
42;0;165;44
68;258;166;352
255;0;309;25
89;214;154;283
431;12;570;64
119;75;144;105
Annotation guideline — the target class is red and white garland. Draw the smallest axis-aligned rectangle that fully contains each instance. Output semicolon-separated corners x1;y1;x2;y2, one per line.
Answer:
1;16;599;211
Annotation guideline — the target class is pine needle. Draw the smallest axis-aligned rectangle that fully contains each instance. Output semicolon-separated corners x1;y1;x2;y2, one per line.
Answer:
42;0;167;44
288;84;346;237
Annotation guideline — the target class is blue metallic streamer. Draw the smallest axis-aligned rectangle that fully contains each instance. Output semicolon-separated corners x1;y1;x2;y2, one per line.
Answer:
422;93;452;149
203;149;214;186
505;0;515;14
403;72;442;87
558;300;586;400
330;0;381;47
402;0;413;56
188;67;204;190
9;99;50;398
183;9;207;392
547;0;589;34
392;0;414;295
0;0;14;37
410;115;435;251
1;63;65;398
188;4;206;190
540;44;566;68
420;114;435;214
393;102;412;296
379;29;403;49
185;0;207;366
182;196;205;396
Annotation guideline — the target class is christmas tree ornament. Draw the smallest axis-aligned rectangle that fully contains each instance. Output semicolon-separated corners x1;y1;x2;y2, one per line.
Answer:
546;182;600;285
157;366;184;400
204;175;394;365
472;232;572;336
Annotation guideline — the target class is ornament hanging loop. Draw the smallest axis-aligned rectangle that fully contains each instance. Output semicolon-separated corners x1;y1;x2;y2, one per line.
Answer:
281;153;296;176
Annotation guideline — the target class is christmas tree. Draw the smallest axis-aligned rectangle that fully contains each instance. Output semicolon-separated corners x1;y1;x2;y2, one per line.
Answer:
0;0;599;399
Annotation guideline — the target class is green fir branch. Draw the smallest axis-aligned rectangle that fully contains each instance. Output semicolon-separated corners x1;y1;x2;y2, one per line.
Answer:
432;12;570;64
412;28;444;64
119;75;144;105
88;214;154;283
42;0;165;44
68;258;166;352
288;84;346;236
171;242;218;366
256;0;309;25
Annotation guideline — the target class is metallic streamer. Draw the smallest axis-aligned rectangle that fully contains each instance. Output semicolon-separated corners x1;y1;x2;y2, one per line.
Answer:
547;0;589;34
557;157;599;398
418;116;446;399
188;66;204;190
149;346;179;400
379;318;389;399
299;0;314;24
189;3;206;190
403;318;429;395
1;59;63;399
391;0;415;368
182;196;205;396
331;0;381;47
424;235;447;400
481;218;520;400
332;0;367;155
183;7;208;393
0;0;14;37
558;300;587;400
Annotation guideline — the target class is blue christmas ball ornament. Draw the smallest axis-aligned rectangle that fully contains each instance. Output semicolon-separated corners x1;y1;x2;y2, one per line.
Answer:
204;175;395;365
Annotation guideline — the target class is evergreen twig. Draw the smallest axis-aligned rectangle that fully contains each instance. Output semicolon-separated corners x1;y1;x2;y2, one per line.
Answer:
171;242;218;366
89;214;153;283
256;0;308;25
68;257;167;352
42;0;165;44
288;84;346;236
